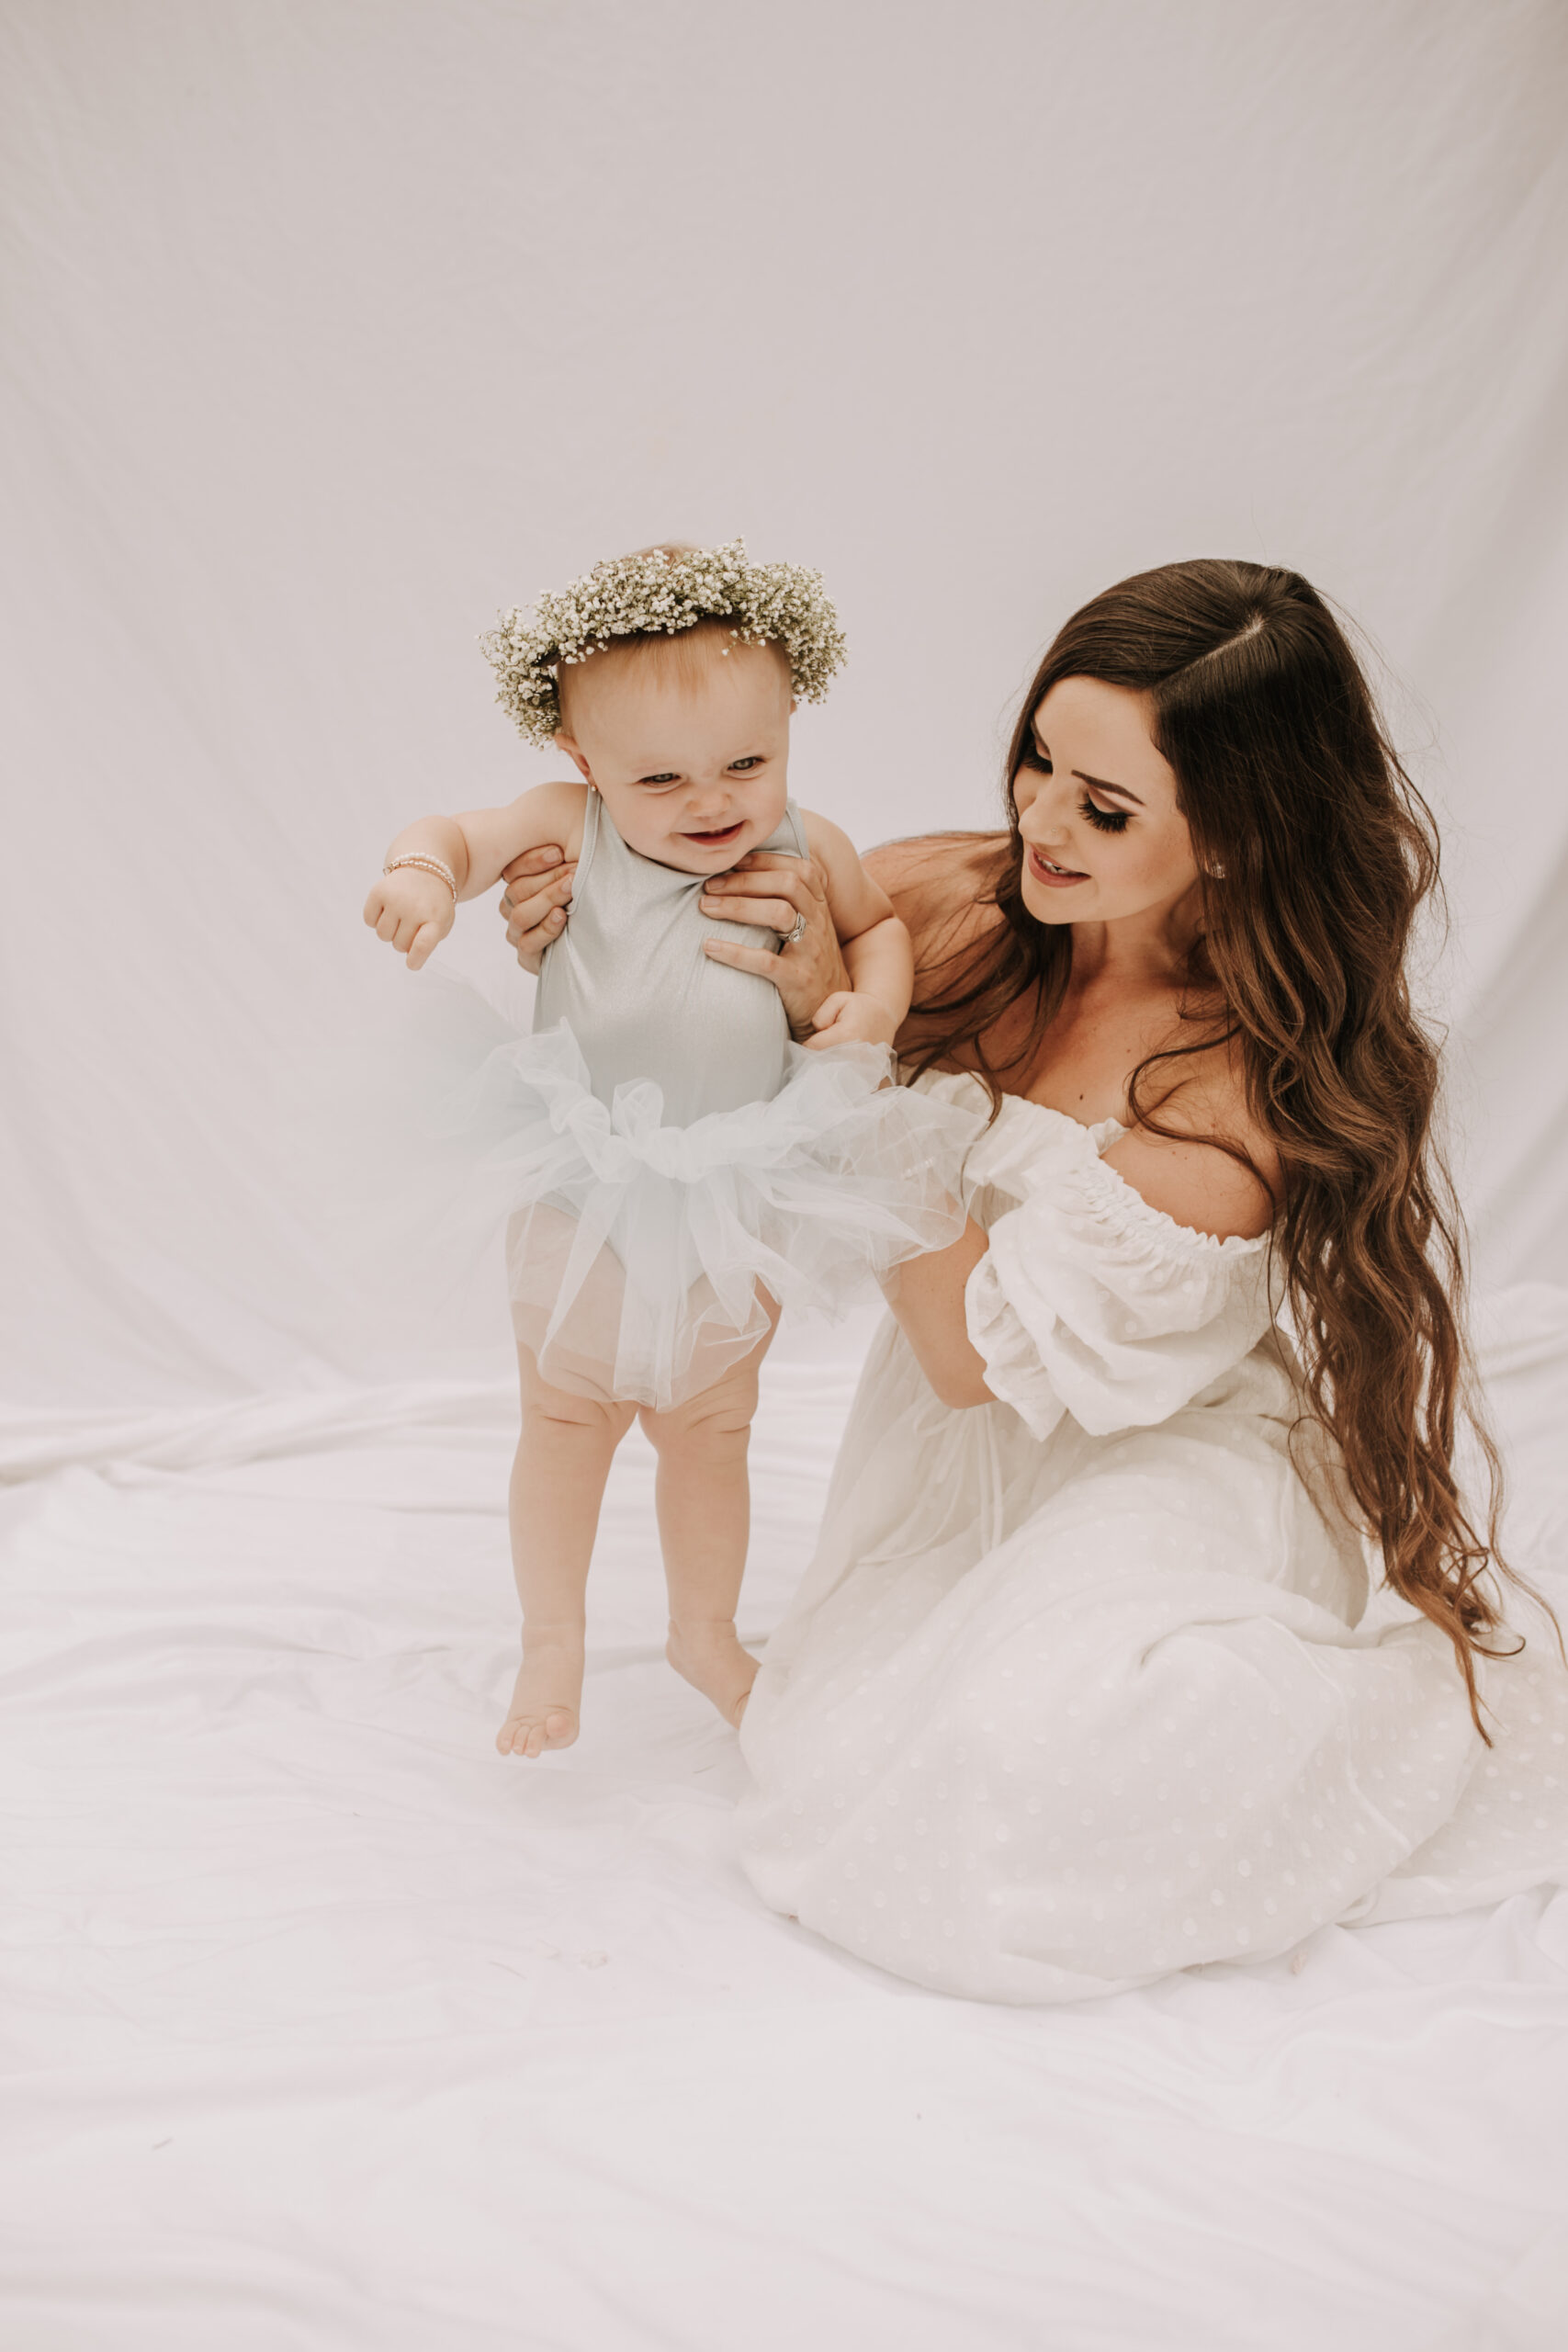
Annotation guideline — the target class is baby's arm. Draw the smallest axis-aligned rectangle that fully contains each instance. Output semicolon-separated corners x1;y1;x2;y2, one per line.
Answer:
798;811;914;1049
365;782;587;969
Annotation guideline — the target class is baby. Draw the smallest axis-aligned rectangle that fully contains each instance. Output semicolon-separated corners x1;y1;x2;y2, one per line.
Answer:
363;543;973;1758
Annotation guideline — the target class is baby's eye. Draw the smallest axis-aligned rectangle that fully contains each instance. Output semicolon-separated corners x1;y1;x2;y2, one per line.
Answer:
637;773;681;787
728;755;765;772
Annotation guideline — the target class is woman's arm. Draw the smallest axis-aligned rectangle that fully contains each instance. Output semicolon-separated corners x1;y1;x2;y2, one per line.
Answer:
881;1219;997;1408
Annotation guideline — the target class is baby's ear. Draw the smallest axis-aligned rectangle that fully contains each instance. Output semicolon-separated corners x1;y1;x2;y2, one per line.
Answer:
553;731;593;785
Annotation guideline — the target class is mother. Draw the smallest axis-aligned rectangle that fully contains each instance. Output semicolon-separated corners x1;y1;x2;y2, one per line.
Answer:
502;559;1565;2003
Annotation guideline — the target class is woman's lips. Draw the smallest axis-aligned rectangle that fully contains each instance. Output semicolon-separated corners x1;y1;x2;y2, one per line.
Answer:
1027;845;1089;888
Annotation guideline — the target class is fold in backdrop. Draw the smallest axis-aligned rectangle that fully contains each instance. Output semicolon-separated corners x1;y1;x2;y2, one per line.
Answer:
3;0;1566;1410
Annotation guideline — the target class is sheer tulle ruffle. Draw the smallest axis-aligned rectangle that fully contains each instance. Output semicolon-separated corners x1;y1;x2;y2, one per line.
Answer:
475;1023;983;1408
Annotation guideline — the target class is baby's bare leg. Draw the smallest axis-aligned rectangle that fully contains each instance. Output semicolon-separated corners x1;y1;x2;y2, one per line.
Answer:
499;1347;636;1760
639;1299;780;1729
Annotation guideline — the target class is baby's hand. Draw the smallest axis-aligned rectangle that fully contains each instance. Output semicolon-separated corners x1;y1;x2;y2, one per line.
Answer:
807;990;898;1051
363;870;456;970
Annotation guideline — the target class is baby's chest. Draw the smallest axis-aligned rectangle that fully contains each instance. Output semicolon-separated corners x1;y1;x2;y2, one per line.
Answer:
544;901;789;1116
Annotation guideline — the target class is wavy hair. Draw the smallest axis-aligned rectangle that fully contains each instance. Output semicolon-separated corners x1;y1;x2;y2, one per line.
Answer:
908;558;1536;1733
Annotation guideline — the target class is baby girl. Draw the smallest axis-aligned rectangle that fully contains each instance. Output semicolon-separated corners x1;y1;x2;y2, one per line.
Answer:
363;543;973;1758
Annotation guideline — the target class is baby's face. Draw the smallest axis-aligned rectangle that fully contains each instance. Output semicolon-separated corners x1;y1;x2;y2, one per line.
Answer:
555;636;793;873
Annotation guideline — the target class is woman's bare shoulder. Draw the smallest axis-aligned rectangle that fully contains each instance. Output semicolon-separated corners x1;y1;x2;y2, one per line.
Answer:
863;831;1008;959
1113;1032;1281;1240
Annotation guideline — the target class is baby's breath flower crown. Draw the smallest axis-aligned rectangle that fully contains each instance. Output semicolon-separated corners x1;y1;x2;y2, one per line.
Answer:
479;539;846;746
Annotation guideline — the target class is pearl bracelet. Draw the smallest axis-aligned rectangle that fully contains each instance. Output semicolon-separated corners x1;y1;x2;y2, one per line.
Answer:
383;852;458;901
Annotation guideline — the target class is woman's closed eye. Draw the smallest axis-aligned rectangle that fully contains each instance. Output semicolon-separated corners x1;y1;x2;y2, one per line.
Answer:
1078;794;1129;834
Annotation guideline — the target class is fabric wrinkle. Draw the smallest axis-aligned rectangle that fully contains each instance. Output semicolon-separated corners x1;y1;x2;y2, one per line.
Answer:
737;1080;1568;2003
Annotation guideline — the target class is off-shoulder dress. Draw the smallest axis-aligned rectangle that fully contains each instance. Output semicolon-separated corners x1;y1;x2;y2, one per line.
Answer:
736;1076;1568;2002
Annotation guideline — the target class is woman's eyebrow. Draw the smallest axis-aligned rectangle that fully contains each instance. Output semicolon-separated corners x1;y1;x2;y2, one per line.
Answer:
1074;770;1145;807
1031;725;1145;807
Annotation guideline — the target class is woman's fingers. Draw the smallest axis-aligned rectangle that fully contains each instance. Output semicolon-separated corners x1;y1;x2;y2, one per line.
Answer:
701;893;798;932
499;843;566;883
704;852;824;914
699;852;846;1030
499;865;575;970
501;867;575;931
495;860;575;973
702;935;786;980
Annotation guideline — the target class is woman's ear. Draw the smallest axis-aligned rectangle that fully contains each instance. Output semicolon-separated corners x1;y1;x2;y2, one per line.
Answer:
553;731;594;786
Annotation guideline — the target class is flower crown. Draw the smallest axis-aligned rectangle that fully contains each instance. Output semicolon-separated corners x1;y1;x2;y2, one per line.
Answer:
479;538;847;746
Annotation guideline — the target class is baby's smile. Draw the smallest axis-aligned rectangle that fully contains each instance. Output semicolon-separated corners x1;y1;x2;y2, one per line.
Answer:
554;629;795;876
682;820;747;848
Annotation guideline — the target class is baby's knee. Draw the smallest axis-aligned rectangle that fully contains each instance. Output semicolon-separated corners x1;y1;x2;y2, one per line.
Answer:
520;1377;635;1451
640;1385;758;1463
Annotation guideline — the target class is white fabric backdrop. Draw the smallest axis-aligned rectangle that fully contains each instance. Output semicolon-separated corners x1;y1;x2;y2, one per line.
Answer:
3;0;1565;1406
6;15;1568;2346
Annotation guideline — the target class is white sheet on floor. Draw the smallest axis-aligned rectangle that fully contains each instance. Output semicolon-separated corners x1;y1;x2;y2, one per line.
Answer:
4;1296;1566;2352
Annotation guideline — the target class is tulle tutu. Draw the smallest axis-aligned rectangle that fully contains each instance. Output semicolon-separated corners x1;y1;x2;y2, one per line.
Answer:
471;1022;984;1409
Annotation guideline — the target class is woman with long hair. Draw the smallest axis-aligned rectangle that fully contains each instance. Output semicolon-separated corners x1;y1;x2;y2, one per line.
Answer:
502;560;1567;2000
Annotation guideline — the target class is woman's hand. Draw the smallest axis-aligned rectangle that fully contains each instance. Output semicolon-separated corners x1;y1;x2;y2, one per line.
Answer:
497;845;577;974
700;852;852;1043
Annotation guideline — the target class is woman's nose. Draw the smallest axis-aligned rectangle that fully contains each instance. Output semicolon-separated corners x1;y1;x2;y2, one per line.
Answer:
1017;780;1065;838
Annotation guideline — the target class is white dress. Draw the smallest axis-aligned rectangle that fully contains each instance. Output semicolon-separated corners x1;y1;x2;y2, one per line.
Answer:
737;1078;1568;2003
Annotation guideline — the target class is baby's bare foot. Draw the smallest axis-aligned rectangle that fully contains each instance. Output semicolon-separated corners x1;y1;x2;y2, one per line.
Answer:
666;1619;759;1730
496;1628;585;1759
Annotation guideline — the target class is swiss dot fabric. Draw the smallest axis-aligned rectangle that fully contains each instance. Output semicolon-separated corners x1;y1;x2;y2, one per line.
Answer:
737;1078;1568;2003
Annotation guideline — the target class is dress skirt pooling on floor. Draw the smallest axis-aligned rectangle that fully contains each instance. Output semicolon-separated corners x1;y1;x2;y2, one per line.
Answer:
736;1074;1568;2004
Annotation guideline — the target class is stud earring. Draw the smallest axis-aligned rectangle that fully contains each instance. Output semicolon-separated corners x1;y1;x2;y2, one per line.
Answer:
1207;861;1226;879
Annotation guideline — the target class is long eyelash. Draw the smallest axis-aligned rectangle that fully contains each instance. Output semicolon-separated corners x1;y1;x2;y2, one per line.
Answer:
1078;794;1129;834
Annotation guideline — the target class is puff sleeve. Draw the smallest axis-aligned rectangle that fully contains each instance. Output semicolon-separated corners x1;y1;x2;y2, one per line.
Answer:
964;1108;1275;1439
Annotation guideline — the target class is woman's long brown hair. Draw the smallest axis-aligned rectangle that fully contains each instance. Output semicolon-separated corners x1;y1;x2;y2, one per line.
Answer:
909;557;1534;1734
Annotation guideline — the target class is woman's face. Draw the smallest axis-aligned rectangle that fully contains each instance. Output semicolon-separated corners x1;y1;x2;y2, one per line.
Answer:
1013;676;1201;928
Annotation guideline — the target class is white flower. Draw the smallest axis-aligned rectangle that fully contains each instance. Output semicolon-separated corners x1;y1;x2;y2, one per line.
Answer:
479;537;848;745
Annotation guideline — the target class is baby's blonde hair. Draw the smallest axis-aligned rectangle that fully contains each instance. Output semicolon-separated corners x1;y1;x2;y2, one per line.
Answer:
558;556;790;726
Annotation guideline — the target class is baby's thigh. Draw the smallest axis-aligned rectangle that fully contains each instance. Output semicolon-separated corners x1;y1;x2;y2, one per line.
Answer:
639;1292;781;1450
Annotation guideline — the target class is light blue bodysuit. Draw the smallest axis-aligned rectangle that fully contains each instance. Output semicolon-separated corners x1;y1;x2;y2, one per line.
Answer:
501;786;972;1408
533;792;809;1127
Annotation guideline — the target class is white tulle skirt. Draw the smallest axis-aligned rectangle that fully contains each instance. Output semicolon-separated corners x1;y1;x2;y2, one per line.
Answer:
473;1023;982;1410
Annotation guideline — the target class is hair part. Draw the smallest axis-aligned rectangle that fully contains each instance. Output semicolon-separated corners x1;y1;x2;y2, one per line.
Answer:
908;557;1548;1735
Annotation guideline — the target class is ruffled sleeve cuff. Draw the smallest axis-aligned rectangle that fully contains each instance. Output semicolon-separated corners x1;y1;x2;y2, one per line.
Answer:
962;1107;1274;1440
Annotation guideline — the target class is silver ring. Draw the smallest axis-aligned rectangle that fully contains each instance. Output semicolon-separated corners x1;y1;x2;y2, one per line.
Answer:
784;911;808;948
